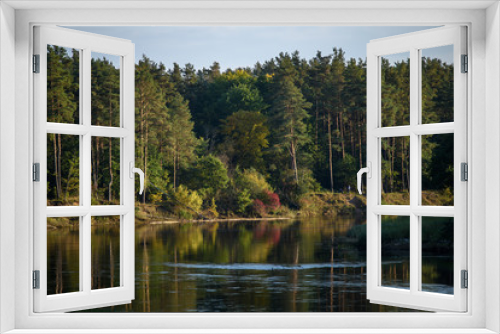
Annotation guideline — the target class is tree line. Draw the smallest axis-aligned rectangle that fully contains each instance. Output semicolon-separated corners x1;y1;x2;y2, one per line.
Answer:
46;45;454;216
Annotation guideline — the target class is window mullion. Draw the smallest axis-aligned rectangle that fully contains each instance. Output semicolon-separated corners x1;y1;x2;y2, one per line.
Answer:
82;48;92;294
409;47;420;294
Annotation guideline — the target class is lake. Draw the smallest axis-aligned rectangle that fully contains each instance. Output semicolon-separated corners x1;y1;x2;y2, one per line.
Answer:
46;216;453;312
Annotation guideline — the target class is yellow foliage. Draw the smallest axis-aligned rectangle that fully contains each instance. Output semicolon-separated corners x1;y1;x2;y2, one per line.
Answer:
172;185;203;218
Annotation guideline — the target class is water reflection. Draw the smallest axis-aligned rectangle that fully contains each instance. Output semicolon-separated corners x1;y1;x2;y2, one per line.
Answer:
46;217;452;312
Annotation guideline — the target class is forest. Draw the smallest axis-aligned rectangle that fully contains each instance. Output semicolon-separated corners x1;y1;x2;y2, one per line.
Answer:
46;45;455;218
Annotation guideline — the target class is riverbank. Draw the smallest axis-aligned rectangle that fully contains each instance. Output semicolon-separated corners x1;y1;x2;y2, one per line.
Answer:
46;190;451;228
146;217;292;225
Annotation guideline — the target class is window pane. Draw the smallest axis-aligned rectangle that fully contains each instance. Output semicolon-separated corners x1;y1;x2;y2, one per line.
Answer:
47;217;80;295
381;52;410;127
421;45;454;124
381;215;410;290
47;45;80;124
47;134;80;206
91;52;121;127
91;216;120;290
91;137;120;205
381;137;410;205
421;217;454;295
421;134;453;206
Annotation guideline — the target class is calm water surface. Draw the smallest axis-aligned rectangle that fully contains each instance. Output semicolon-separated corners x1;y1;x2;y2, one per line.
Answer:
46;217;453;312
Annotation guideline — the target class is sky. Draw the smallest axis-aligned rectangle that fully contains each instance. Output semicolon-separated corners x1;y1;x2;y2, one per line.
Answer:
69;26;452;71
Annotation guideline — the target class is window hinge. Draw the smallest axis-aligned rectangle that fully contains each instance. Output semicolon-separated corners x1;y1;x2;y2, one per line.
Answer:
461;270;468;289
461;162;468;181
33;270;40;289
33;54;40;73
461;54;468;73
33;163;40;182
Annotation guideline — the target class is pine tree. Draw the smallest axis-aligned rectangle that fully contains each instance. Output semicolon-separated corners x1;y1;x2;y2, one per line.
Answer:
166;93;198;188
270;79;311;185
135;56;168;203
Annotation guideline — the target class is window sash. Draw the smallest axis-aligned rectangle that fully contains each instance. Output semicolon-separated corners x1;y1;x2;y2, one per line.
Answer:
33;25;136;313
366;26;468;312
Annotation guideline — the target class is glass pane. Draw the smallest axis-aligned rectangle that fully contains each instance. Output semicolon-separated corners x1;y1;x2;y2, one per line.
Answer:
422;134;454;206
47;134;79;206
421;217;454;295
381;137;410;205
91;52;121;127
47;217;80;295
47;45;80;124
91;216;120;290
381;52;410;127
421;45;454;124
91;137;120;205
381;215;410;290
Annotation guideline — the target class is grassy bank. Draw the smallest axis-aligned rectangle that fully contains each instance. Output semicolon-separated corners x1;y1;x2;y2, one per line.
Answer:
46;190;452;228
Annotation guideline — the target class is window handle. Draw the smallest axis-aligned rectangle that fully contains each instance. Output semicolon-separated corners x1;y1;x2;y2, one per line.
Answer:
357;162;371;195
129;162;145;195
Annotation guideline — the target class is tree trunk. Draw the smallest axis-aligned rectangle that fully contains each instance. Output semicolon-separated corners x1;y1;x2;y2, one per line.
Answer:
109;139;113;203
327;112;334;193
401;137;405;190
390;138;395;192
143;122;148;204
52;134;60;200
108;100;114;203
315;98;319;145
340;111;345;160
56;134;63;200
173;152;177;189
290;120;299;185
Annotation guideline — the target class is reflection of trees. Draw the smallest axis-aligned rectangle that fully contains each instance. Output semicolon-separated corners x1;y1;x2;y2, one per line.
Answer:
47;220;80;295
62;217;435;312
141;235;150;312
90;219;120;290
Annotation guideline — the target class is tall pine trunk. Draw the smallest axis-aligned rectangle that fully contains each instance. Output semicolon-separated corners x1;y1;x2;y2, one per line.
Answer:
142;122;148;204
108;100;114;203
57;134;63;200
52;134;60;200
173;151;177;189
327;112;334;193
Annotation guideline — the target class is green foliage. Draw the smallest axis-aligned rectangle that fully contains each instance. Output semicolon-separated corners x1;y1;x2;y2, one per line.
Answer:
185;155;229;199
170;185;203;219
236;189;253;214
233;168;272;199
166;93;199;188
207;198;219;218
135;56;169;203
221;111;269;171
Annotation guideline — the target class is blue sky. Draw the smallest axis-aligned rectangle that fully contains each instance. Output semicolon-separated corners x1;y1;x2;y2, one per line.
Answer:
70;26;450;70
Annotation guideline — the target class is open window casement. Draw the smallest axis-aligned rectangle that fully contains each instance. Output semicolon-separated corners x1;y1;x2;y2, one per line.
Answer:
33;26;141;312
361;26;467;312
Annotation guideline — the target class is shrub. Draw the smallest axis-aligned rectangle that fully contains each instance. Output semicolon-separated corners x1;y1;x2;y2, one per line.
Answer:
170;185;203;219
252;199;267;217
207;198;219;218
237;189;253;214
259;190;280;211
234;168;272;198
184;155;229;199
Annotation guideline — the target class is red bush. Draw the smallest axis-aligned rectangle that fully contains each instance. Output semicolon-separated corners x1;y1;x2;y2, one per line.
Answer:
259;190;280;211
252;199;267;216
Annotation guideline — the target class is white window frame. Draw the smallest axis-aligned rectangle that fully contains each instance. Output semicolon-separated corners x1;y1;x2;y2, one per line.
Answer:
366;26;467;312
1;2;499;333
33;25;136;313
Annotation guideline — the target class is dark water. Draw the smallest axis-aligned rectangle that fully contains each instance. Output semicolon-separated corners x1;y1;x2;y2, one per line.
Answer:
46;217;453;312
